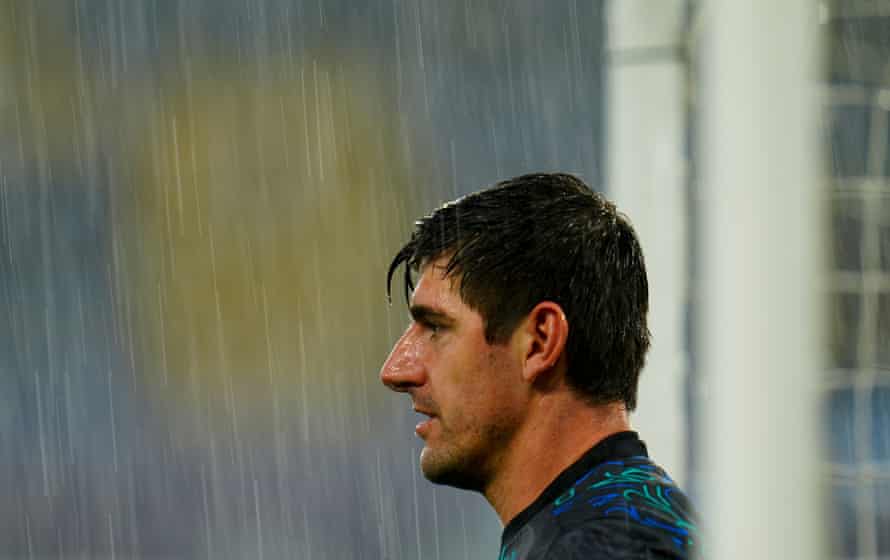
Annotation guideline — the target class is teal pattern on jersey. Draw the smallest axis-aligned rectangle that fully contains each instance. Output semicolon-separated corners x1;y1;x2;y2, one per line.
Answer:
551;458;697;553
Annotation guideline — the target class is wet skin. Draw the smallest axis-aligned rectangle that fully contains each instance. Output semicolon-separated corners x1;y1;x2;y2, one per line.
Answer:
379;258;527;491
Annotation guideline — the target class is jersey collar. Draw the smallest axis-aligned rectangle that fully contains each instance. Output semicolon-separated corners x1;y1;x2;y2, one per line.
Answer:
500;430;648;546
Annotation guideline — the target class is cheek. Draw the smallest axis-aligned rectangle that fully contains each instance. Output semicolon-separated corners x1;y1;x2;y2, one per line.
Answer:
456;350;517;417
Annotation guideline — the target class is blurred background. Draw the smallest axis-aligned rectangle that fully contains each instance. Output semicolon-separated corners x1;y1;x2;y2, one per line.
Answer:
0;0;885;558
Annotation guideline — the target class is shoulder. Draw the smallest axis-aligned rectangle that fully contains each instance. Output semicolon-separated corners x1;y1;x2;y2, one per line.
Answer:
501;456;699;560
544;456;698;558
543;525;684;560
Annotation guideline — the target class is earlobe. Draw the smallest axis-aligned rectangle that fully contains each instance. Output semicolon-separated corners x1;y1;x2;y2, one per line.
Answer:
521;302;569;383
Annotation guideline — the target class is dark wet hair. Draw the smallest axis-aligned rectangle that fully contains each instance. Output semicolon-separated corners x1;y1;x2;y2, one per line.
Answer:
386;173;650;411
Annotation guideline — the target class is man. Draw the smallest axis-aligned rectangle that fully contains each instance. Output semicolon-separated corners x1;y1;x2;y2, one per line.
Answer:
380;173;697;559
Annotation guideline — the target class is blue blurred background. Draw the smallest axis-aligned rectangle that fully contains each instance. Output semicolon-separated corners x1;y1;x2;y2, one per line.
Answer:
0;1;887;558
0;1;603;557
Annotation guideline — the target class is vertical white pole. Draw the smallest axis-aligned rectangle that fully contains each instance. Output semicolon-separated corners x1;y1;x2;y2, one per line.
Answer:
700;1;826;559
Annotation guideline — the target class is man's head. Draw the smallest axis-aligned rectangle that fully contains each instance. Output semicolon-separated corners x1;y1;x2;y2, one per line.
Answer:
379;173;650;488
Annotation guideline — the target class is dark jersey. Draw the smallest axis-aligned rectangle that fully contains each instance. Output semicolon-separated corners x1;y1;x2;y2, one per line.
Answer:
498;431;697;559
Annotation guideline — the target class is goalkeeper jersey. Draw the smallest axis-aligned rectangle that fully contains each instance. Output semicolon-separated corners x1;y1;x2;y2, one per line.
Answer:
498;431;697;559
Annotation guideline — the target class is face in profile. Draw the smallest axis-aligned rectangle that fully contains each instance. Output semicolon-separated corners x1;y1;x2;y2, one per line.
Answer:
379;258;526;491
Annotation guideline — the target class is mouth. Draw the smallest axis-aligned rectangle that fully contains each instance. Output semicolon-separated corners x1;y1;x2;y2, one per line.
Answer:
413;408;437;438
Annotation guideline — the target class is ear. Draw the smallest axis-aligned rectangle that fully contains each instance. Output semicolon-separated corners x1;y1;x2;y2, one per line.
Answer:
516;301;569;384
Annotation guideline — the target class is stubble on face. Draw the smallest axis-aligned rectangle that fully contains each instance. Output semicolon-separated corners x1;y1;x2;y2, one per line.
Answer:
419;421;513;491
418;347;520;492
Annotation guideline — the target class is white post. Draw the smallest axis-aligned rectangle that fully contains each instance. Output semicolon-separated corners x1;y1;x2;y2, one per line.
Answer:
699;1;826;558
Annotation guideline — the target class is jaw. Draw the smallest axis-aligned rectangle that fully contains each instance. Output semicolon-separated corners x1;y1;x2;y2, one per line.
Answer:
418;417;519;495
420;444;488;491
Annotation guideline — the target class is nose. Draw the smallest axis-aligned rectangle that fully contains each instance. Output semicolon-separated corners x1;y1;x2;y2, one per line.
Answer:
380;325;427;392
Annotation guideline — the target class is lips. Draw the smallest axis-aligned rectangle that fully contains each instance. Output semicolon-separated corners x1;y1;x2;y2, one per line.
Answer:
415;416;435;438
413;407;437;438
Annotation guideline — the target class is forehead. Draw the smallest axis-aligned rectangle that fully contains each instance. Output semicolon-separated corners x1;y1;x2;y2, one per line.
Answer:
411;259;464;311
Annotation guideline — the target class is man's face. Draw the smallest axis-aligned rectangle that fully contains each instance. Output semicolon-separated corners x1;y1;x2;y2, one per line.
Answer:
379;258;526;490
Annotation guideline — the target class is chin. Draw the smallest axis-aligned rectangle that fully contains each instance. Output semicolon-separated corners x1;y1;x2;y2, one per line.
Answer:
419;446;484;491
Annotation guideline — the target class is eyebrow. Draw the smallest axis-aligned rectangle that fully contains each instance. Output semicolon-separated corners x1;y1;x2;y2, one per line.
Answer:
409;305;454;325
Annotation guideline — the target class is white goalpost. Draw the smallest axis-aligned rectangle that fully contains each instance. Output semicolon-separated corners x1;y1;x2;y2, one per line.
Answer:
699;1;827;558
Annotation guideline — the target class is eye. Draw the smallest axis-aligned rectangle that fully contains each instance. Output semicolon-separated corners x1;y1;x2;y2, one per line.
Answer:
422;321;443;338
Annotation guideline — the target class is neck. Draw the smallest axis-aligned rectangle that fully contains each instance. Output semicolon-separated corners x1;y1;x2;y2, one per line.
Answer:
482;398;631;527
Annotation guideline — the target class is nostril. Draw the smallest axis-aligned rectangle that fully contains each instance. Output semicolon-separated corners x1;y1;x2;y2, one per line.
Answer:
381;364;411;391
